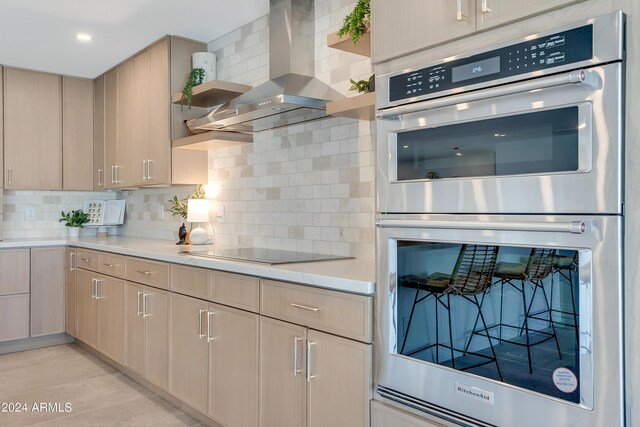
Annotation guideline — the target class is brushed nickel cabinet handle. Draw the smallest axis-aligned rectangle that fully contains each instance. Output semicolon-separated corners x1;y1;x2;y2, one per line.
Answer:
104;263;119;268
207;311;215;342
307;341;316;382
290;302;320;312
137;270;154;275
456;0;467;21
293;337;302;376
111;165;115;184
142;159;148;180
142;293;150;318
91;278;97;300
147;159;153;180
98;169;104;187
69;252;76;272
114;165;121;184
94;279;103;300
481;0;491;13
198;309;206;339
137;291;143;317
7;167;12;186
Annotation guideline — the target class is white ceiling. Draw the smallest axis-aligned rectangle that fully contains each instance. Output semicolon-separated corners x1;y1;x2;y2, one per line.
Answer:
0;0;269;79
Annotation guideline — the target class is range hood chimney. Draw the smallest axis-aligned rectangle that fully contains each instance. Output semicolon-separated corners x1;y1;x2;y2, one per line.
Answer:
188;0;343;133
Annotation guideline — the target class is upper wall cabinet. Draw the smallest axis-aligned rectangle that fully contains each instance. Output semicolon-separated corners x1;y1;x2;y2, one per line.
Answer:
94;76;105;190
372;0;586;63
63;76;94;191
0;67;3;188
4;68;62;190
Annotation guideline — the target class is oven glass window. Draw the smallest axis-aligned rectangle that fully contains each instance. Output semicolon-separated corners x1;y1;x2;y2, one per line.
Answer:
396;107;579;180
396;241;582;403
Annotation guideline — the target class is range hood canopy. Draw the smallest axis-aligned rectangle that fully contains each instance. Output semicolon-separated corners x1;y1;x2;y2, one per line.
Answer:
189;0;343;133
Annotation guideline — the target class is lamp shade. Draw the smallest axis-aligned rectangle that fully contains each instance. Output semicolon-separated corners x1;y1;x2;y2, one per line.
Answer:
187;199;210;223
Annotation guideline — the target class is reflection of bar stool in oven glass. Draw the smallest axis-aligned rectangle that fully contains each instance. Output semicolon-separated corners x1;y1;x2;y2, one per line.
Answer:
529;252;580;347
399;244;503;381
474;248;561;375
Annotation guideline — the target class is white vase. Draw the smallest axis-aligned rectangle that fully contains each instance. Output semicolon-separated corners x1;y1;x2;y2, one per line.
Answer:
68;227;80;239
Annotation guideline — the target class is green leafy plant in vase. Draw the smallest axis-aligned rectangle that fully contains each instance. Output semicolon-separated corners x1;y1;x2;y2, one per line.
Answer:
59;209;90;238
168;185;206;244
337;0;371;45
181;68;206;110
349;74;375;93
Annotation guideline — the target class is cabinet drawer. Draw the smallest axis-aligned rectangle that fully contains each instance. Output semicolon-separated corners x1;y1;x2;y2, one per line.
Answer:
0;249;30;295
170;264;209;299
210;271;259;313
98;252;125;278
260;280;373;342
76;249;100;272
125;257;169;289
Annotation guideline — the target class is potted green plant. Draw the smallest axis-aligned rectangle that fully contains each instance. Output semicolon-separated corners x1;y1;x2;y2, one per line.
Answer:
59;209;90;238
337;0;371;45
168;185;206;244
181;68;206;110
349;74;375;93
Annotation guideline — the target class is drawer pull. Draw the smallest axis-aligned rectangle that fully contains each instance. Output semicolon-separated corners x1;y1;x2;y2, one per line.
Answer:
104;263;119;268
293;336;302;376
81;258;94;263
307;341;316;383
137;270;155;275
198;309;206;339
207;311;215;342
290;302;320;312
137;291;143;316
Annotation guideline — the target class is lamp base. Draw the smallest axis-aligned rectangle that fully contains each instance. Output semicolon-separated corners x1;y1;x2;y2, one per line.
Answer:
190;227;209;245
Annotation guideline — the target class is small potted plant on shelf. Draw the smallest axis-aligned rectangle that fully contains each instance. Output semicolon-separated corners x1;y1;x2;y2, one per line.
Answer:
337;0;371;45
349;74;375;93
59;209;90;239
181;68;205;110
168;184;206;245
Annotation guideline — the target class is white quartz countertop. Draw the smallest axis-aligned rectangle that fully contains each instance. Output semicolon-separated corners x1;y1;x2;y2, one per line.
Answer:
0;236;376;295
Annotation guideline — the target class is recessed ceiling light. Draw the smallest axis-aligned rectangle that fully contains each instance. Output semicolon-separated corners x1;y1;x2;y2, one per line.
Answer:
76;33;92;42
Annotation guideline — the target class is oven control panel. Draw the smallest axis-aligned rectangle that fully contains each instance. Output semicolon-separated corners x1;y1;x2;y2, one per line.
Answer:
389;25;593;103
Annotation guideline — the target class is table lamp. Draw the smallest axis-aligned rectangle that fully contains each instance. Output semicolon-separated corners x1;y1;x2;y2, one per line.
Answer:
187;199;210;245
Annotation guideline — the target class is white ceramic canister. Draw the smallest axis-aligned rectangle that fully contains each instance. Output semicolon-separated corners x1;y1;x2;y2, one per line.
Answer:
192;52;217;82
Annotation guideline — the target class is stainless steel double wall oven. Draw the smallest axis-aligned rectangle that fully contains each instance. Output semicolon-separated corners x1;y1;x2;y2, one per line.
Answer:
375;12;625;426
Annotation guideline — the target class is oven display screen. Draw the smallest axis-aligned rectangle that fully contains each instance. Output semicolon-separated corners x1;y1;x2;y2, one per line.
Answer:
451;57;500;83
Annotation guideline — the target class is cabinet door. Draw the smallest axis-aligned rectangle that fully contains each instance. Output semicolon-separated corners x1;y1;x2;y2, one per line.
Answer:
144;287;169;390
131;50;150;187
0;294;29;342
148;38;171;185
476;0;585;30
0;249;30;295
116;60;133;187
0;66;3;188
104;68;118;189
97;275;125;364
307;330;372;427
76;269;99;348
65;248;77;337
94;76;105;190
4;68;62;189
62;76;94;190
260;317;307;427
372;0;475;63
208;303;259;427
169;293;209;413
30;247;65;337
125;281;146;375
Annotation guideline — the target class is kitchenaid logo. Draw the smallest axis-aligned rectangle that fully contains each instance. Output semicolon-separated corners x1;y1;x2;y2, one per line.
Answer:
455;382;495;405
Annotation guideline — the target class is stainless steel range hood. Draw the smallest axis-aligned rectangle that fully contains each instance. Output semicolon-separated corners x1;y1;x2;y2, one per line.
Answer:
188;0;343;133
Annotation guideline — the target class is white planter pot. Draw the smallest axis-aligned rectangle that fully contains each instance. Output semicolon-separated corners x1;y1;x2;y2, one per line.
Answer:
68;227;80;239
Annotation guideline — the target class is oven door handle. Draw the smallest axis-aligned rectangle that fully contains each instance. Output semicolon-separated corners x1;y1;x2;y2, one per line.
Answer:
376;218;586;234
376;69;600;119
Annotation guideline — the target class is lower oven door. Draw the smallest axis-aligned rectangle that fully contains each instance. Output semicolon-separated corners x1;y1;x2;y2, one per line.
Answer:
376;214;623;426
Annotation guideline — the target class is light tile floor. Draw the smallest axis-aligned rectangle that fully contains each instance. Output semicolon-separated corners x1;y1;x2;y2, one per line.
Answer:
0;344;204;426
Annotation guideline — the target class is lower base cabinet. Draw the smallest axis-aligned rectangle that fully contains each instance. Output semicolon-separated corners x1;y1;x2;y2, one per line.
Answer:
125;281;169;390
0;294;29;342
65;248;77;337
76;269;99;348
260;317;372;427
169;293;259;426
31;247;66;337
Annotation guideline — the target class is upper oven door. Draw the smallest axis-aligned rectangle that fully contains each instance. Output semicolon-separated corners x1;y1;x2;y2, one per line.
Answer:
376;62;623;214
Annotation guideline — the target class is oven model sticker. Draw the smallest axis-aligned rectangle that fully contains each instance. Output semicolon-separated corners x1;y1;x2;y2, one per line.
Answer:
454;382;495;405
553;367;578;393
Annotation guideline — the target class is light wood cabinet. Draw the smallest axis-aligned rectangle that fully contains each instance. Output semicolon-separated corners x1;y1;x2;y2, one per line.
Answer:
94;76;105;190
131;50;151;187
104;68;118;189
62;76;94;190
0;294;29;342
0;249;30;295
116;59;134;187
30;248;65;337
476;0;585;30
147;39;171;185
125;281;169;390
0;66;3;188
96;274;125;364
65;248;77;337
76;268;99;348
372;0;585;63
208;303;259;427
169;293;209;413
3;67;62;189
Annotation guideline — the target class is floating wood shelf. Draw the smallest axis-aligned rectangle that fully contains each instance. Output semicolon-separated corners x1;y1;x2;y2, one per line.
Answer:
326;92;376;121
327;31;371;57
172;131;253;151
171;80;252;108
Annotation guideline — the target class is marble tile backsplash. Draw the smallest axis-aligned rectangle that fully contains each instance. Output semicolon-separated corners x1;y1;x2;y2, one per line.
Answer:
3;190;118;239
120;0;376;259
